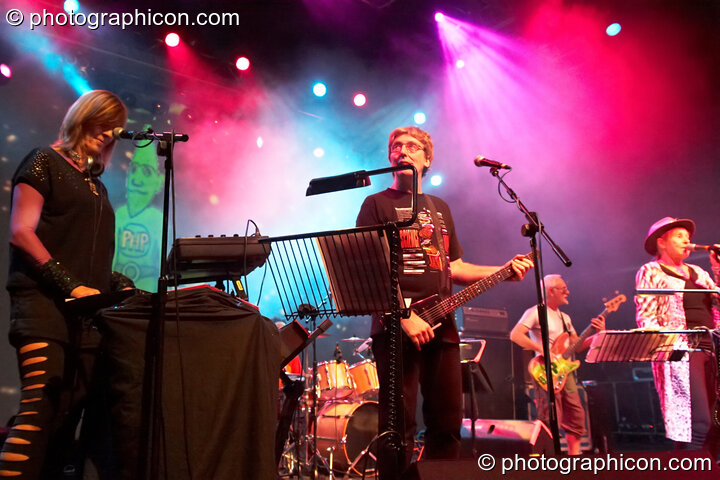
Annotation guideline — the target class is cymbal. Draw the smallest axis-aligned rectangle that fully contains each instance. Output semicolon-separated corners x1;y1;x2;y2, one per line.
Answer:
315;333;331;338
341;336;366;342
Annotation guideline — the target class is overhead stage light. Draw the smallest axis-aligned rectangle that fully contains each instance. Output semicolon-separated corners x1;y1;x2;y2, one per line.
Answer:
413;112;426;125
236;57;250;71
165;33;180;47
353;93;366;107
313;82;327;97
0;64;10;85
435;12;445;23
64;0;80;13
606;23;621;36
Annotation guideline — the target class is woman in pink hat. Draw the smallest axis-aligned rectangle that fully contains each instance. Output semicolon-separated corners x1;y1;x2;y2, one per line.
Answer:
635;217;720;455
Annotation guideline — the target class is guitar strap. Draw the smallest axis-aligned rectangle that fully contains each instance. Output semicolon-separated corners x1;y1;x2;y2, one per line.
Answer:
559;312;569;334
423;195;452;295
559;311;578;380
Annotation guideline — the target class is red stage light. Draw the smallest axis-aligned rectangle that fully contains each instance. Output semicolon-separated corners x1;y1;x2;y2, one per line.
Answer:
353;93;366;107
235;57;251;71
165;33;180;47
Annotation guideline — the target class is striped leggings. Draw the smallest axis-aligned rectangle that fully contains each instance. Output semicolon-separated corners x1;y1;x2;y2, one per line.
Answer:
0;338;99;479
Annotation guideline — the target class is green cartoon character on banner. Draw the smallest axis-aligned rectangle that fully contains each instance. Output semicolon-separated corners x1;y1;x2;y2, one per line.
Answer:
112;127;164;291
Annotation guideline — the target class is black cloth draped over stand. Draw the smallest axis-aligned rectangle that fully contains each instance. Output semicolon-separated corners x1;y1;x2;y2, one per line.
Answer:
98;286;281;480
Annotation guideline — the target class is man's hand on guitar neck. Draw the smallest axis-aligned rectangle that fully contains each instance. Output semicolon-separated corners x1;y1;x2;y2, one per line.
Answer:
580;315;606;351
590;315;606;331
506;254;534;281
402;311;435;350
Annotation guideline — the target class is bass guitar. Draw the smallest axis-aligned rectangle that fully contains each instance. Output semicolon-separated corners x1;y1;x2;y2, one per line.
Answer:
529;293;626;393
410;253;535;328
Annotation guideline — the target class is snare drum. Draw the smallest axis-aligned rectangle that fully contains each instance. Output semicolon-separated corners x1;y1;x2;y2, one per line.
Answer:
349;360;379;399
314;401;378;474
315;360;354;400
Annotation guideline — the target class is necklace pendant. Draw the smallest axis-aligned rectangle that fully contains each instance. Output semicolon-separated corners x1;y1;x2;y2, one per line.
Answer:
86;177;99;196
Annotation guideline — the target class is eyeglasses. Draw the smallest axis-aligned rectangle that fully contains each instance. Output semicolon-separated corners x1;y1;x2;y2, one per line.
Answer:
552;286;569;293
391;142;424;154
129;163;158;176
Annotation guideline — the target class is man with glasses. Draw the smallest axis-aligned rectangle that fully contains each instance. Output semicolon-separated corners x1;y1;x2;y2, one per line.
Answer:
356;126;533;477
510;274;605;455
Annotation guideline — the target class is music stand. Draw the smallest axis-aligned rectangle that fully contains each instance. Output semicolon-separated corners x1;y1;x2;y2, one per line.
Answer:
460;340;492;457
263;226;398;477
585;329;710;363
264;165;418;479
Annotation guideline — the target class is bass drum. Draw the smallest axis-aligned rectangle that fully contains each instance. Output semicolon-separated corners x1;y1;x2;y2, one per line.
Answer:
314;401;378;474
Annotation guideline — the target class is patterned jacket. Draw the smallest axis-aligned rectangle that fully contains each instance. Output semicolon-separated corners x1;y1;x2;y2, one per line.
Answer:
634;261;720;442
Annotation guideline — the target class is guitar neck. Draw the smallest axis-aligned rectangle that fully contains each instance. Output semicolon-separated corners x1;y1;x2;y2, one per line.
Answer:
423;262;517;325
563;306;608;359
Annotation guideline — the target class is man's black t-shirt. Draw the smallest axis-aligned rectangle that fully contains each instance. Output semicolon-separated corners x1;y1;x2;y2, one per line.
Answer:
356;188;463;340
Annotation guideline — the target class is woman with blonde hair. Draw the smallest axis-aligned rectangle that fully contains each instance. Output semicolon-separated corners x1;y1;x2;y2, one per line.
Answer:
0;90;133;478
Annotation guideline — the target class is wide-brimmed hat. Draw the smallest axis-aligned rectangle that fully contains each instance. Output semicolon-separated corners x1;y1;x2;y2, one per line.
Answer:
644;217;696;255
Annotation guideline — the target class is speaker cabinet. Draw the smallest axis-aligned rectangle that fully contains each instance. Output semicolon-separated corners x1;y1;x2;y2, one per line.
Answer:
523;384;593;453
460;418;553;457
460;336;519;419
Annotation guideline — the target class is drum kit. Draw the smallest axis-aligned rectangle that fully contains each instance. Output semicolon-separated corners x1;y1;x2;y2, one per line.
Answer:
279;335;379;479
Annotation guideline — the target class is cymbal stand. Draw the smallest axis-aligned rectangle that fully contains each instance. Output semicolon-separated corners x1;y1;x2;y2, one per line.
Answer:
298;305;331;479
278;429;300;479
277;370;304;479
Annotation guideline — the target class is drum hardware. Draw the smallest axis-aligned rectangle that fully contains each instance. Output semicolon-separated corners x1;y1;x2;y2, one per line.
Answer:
276;324;380;478
352;337;373;361
341;336;366;342
276;317;334;478
277;361;380;478
342;433;380;480
303;306;327;480
314;401;378;477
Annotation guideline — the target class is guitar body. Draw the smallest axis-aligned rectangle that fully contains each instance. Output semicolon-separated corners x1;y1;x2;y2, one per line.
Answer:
527;293;626;394
528;353;581;393
410;294;443;327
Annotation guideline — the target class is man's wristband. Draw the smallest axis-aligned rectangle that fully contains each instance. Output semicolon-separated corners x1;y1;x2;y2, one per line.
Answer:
38;259;82;296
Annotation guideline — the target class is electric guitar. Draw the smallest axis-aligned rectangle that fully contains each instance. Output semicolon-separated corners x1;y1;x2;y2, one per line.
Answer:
529;293;626;393
410;252;535;328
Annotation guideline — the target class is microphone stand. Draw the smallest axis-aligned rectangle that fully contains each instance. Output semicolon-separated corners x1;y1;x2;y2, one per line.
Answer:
138;132;182;479
488;167;571;455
